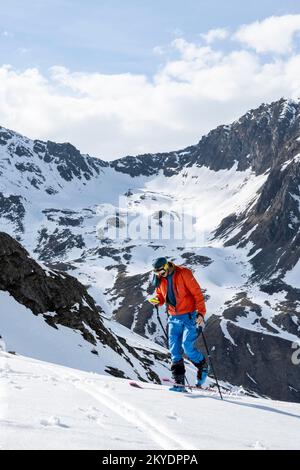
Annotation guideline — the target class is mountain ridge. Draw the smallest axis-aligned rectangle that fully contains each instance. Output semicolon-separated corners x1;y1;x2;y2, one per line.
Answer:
1;97;300;176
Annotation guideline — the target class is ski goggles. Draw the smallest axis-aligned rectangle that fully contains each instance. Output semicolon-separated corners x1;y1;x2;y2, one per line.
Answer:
153;262;168;275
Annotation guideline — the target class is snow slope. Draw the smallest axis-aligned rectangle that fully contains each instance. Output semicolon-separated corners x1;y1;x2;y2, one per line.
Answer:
0;290;171;382
1;352;300;450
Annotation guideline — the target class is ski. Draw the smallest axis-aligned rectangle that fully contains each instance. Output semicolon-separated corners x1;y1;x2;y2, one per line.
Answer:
129;379;218;392
129;380;238;398
129;380;191;393
161;377;202;388
129;381;144;389
162;378;218;392
161;378;242;398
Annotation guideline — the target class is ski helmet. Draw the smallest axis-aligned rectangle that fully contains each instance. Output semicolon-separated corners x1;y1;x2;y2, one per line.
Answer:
152;257;168;272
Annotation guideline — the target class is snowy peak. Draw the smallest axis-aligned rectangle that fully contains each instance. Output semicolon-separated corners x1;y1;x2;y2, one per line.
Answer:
109;98;300;178
33;140;108;182
0;126;111;237
0;125;108;193
188;98;300;175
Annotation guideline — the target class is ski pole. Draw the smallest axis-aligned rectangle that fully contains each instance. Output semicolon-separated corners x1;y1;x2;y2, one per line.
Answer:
155;305;168;342
198;320;223;400
155;306;192;391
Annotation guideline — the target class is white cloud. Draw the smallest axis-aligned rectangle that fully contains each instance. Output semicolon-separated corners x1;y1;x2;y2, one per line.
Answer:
1;31;14;38
234;14;300;54
153;45;165;56
1;15;300;160
171;28;184;37
171;38;222;64
17;48;30;54
201;28;229;44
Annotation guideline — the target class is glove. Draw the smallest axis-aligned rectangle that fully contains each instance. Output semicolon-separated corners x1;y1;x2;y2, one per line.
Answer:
148;297;160;305
196;313;205;327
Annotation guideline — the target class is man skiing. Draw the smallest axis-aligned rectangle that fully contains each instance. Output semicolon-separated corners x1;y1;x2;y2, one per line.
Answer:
148;257;208;392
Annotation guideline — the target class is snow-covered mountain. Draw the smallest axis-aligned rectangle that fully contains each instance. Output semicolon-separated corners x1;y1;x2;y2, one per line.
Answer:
1;351;300;450
0;97;300;402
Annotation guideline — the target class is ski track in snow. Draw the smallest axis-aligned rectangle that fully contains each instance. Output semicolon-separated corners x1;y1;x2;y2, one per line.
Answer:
71;375;193;450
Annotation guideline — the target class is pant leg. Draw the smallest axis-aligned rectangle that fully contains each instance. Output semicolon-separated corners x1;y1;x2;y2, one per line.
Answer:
182;312;205;364
168;316;184;363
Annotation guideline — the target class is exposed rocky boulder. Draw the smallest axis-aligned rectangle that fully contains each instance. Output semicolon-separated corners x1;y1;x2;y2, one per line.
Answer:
0;193;25;234
0;231;115;347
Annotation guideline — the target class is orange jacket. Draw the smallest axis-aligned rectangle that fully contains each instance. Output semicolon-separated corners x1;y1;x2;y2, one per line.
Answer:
155;264;206;316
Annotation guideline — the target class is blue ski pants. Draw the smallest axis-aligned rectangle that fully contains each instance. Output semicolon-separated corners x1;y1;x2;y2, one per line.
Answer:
168;311;204;364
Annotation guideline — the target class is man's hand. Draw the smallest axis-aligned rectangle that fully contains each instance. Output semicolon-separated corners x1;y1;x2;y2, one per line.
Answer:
148;297;160;305
196;313;205;327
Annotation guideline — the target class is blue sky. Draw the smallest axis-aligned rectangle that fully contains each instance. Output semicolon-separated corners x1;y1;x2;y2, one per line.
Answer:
1;0;300;75
1;1;300;159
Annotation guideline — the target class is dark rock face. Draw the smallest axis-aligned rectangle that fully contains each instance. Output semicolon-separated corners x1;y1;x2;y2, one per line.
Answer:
188;99;300;175
41;141;108;182
34;226;85;261
201;315;300;403
108;266;155;336
0;231;108;342
110;152;186;178
0;193;25;233
180;252;213;267
260;281;300;336
0;126;14;145
197;285;300;403
110;98;300;177
14;145;33;158
215;142;300;281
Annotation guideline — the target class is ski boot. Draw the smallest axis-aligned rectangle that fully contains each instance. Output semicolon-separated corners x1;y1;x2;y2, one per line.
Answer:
169;375;187;393
195;358;209;388
170;360;187;392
